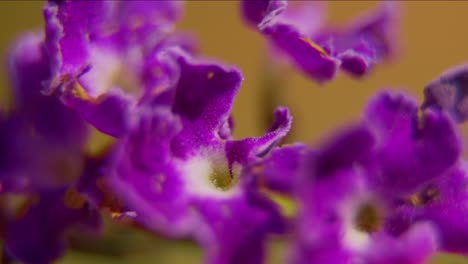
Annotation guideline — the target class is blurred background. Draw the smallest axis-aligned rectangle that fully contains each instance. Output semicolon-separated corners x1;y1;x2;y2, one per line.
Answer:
0;1;467;263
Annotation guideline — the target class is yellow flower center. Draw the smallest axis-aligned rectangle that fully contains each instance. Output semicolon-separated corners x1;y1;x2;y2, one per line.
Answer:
354;202;381;233
209;167;237;191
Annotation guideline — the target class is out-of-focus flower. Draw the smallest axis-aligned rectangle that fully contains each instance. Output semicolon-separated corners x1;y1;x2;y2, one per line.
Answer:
282;90;464;263
241;0;398;82
1;32;88;192
387;164;468;254
0;1;465;263
0;32;102;264
251;143;308;195
43;0;195;137
240;0;287;27
290;163;437;263
109;51;291;264
3;189;100;264
363;92;461;197
423;64;468;122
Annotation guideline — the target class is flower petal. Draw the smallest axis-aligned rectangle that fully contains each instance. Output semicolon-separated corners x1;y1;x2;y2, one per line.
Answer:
388;166;468;254
194;189;284;264
109;106;195;236
3;189;100;264
365;223;437;264
170;51;243;157
422;63;468;122
62;87;134;138
7;32;87;148
246;1;398;82
240;0;287;28
255;143;307;194
365;91;461;195
225;107;292;168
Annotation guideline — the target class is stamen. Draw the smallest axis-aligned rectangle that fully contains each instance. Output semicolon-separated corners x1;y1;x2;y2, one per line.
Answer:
406;186;439;207
71;82;92;101
184;153;242;197
209;167;237;191
300;37;329;57
354;202;381;233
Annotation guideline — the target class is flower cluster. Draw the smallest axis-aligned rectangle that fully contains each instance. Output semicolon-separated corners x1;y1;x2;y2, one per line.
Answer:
0;1;466;264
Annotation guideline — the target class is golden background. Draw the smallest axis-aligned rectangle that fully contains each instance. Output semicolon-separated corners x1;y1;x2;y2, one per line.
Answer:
0;1;467;263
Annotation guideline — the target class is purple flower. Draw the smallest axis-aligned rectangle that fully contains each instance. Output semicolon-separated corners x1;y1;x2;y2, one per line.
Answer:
8;32;87;151
362;223;438;264
387;164;468;254
240;0;287;28
109;51;291;264
241;0;398;82
250;143;308;195
291;134;436;263
363;92;461;196
423;63;468;122
3;189;100;264
287;90;465;262
288;91;460;198
2;1;463;263
43;0;192;137
0;32;104;264
0;32;88;192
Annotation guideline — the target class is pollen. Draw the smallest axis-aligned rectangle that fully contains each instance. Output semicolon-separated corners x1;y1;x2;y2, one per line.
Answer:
71;82;92;101
207;71;215;79
300;37;329;57
355;202;381;233
406;186;440;207
407;194;422;206
111;211;137;220
209;167;237;191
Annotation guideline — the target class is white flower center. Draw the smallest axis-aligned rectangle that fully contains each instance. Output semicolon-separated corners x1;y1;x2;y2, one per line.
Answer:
341;197;383;252
182;151;241;198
